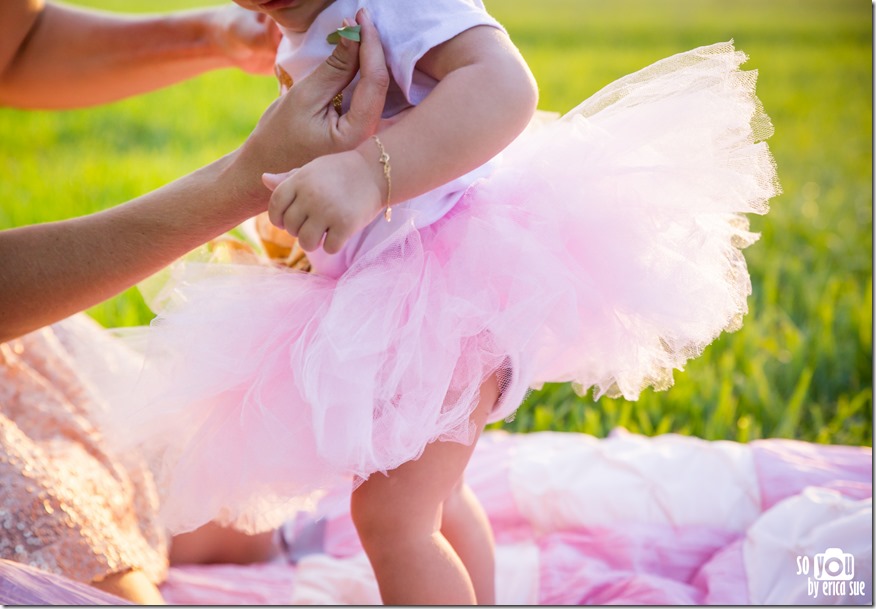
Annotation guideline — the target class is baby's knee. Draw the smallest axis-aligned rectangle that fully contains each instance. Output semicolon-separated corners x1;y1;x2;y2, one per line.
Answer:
351;485;438;546
350;487;400;541
445;477;465;504
441;478;468;517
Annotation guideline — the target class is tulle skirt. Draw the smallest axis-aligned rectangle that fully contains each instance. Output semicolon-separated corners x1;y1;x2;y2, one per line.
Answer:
106;41;780;533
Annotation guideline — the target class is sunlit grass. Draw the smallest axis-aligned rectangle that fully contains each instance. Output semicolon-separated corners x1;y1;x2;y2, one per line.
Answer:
0;0;870;446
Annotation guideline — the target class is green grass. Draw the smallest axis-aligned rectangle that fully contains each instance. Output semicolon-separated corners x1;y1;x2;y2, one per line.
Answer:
0;0;870;446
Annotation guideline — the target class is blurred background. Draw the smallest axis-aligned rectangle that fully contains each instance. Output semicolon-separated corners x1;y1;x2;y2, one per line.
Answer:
0;0;870;446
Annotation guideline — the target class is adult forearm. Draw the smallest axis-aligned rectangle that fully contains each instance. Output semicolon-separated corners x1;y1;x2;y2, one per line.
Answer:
0;153;264;341
0;9;388;340
0;3;238;109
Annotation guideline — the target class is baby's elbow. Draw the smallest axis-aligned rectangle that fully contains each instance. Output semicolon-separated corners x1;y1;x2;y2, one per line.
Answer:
519;63;539;118
501;54;539;132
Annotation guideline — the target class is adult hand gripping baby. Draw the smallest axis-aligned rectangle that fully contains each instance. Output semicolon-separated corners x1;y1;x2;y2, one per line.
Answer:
262;10;390;255
0;6;390;343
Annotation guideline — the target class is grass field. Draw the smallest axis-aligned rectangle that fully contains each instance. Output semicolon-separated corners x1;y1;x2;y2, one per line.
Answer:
0;0;871;446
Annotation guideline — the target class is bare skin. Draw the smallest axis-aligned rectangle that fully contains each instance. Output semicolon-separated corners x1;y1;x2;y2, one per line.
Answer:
351;374;500;605
4;2;529;603
440;478;497;604
265;24;539;255
91;570;168;606
255;9;537;604
0;8;388;602
0;11;389;345
230;0;335;33
0;1;280;108
168;522;279;566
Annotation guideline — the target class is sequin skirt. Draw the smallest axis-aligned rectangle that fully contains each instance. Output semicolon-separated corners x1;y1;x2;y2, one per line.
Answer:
0;315;168;584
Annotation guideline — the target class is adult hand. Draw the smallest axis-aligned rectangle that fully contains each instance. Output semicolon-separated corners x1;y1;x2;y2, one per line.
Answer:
207;5;282;76
233;8;389;212
0;1;282;109
0;9;388;341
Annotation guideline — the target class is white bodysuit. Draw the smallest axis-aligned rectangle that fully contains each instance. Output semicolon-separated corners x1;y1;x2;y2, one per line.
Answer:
274;0;505;278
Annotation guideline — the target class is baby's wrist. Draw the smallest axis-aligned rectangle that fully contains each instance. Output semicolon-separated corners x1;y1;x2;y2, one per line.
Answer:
354;137;394;222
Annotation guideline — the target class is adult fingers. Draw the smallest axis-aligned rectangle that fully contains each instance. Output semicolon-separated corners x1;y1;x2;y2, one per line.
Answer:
213;6;282;76
292;20;361;111
342;9;389;141
266;16;282;49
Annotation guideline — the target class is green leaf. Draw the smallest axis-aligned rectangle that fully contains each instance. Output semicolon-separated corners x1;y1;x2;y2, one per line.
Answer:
326;25;361;44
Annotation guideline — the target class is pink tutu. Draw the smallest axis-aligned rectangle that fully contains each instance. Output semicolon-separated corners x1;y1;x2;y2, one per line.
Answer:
106;41;779;533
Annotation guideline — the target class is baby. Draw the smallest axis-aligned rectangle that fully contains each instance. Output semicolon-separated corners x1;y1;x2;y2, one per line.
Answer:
115;1;780;605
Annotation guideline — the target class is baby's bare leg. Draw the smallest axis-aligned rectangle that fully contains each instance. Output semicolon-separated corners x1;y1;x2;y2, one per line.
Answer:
91;569;166;605
351;374;498;605
441;479;496;604
169;521;278;565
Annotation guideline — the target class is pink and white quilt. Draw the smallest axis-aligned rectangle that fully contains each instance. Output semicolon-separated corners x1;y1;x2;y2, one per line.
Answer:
1;429;871;605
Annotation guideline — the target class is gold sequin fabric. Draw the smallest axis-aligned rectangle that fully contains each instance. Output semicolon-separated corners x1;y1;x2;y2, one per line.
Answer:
0;315;168;585
274;63;294;93
206;212;312;272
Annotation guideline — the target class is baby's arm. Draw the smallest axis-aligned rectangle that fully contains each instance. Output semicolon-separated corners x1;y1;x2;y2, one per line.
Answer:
266;22;538;254
360;25;538;203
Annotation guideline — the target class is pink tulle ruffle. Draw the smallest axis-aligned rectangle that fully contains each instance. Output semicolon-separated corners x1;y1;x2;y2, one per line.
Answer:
105;41;780;533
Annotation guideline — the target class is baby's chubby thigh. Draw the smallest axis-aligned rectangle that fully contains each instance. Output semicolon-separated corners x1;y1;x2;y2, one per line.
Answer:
349;372;500;536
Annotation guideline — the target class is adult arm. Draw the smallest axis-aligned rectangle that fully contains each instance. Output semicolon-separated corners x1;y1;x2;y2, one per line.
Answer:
0;0;280;109
0;13;389;342
265;25;538;254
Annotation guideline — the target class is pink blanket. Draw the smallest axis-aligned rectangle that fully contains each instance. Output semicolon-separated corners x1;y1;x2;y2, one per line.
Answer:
2;430;871;605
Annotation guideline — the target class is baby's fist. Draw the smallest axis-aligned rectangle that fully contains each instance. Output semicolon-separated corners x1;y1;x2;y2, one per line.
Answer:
265;150;384;255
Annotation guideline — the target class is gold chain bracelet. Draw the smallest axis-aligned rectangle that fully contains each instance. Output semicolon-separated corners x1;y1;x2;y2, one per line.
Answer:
372;135;392;222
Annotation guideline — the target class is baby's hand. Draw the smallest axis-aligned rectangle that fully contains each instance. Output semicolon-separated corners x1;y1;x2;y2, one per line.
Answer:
263;150;384;254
